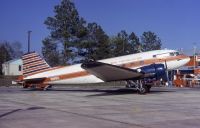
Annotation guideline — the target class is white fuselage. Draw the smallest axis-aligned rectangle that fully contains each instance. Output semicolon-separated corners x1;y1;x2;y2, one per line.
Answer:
25;49;190;84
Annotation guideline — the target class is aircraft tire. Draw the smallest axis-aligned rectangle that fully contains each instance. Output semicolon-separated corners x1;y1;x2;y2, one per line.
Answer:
138;85;148;94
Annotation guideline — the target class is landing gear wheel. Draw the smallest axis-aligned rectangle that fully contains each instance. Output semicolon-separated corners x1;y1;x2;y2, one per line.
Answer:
138;85;148;95
125;80;150;94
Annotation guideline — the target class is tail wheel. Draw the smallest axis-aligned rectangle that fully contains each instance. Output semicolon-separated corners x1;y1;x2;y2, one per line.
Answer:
43;85;52;91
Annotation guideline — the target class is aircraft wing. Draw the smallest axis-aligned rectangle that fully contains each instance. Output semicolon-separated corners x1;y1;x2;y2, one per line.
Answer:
81;61;144;82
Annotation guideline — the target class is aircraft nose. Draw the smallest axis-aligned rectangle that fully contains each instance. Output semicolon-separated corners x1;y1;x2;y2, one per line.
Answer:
180;56;190;65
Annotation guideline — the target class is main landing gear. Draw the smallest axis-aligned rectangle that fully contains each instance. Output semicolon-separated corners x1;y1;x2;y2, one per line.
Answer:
125;80;151;94
22;83;52;90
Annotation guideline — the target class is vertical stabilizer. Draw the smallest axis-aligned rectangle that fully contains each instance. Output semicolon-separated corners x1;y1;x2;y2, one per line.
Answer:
22;52;51;77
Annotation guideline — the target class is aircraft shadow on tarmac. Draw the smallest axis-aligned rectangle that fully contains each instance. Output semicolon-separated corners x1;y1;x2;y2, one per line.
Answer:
23;88;175;96
86;89;175;97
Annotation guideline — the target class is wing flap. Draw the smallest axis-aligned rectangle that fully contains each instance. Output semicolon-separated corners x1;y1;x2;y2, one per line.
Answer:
81;61;143;82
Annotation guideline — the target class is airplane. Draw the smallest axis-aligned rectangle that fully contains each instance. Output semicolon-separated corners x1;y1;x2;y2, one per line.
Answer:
17;49;190;94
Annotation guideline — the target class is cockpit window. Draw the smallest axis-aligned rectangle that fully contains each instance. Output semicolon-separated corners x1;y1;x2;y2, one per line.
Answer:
175;52;180;56
170;52;180;56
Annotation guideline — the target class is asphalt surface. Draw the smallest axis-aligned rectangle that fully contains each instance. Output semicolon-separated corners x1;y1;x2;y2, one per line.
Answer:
1;86;200;128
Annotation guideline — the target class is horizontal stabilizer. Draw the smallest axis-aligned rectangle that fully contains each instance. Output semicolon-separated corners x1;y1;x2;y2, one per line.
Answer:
24;77;46;84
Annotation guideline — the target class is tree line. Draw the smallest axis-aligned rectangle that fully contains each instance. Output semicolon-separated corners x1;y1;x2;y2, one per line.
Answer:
42;0;162;66
0;0;162;73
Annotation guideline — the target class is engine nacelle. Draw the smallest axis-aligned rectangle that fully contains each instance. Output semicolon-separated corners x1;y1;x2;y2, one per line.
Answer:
138;64;167;80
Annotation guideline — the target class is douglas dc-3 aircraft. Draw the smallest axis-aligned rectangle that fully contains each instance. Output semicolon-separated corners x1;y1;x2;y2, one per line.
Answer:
17;49;190;94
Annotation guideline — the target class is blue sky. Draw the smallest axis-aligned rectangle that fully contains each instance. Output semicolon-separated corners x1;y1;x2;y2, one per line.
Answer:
0;0;200;54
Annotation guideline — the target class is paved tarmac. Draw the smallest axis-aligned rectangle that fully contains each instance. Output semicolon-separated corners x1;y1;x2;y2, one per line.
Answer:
0;86;200;128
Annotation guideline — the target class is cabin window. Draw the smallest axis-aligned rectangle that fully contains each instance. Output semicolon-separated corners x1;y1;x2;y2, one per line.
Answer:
170;52;174;56
170;52;180;56
19;65;22;71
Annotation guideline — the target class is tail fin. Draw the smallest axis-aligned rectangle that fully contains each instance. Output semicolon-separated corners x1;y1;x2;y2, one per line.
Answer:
22;52;51;77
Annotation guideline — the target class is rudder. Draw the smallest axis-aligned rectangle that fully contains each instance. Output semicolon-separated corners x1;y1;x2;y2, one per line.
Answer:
22;52;51;77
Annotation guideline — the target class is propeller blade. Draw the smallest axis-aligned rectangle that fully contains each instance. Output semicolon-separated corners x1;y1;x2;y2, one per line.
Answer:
164;60;170;86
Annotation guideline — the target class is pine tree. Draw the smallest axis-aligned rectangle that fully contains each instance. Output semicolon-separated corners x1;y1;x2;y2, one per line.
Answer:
129;32;141;53
111;30;130;57
77;22;111;61
141;31;162;51
42;38;61;66
44;0;87;64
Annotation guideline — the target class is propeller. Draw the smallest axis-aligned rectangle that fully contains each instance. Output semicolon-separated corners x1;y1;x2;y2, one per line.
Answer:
164;60;170;86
